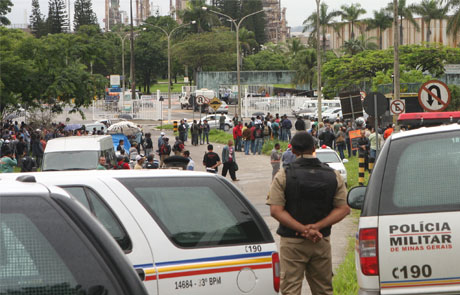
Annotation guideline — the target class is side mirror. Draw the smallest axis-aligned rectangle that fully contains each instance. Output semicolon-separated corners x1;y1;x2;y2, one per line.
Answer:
342;158;349;164
347;186;366;210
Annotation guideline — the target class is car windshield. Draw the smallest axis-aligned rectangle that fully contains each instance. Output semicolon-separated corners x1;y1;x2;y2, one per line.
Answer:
316;152;341;163
118;177;270;248
43;151;99;171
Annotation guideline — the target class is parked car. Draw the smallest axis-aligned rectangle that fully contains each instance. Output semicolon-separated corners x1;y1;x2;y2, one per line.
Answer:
348;122;460;295
321;108;342;122
315;146;348;186
3;170;281;295
0;178;148;295
201;114;234;131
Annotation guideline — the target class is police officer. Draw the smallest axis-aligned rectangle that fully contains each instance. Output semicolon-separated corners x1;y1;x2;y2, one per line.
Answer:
267;131;350;295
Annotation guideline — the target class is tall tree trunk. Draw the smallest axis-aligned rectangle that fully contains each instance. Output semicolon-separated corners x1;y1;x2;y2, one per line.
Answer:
322;31;326;52
351;21;355;39
379;28;383;50
426;21;430;43
400;16;404;45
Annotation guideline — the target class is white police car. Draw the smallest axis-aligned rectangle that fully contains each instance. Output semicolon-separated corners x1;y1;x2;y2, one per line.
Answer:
0;178;148;295
348;123;460;295
3;170;280;295
315;146;348;186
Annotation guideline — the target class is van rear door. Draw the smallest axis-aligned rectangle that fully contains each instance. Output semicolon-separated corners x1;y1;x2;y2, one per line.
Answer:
377;130;460;294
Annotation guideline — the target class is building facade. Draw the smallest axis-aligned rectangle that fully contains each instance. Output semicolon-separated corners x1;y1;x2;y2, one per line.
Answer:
262;0;290;43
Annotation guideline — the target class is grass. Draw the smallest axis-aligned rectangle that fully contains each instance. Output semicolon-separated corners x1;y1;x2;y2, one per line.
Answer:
332;238;359;295
149;83;183;93
262;139;289;155
343;155;370;188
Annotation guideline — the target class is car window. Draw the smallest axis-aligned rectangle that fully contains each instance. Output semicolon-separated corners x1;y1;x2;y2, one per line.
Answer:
61;186;132;252
380;131;460;214
118;177;268;248
63;187;90;209
43;151;98;171
0;196;121;294
316;152;341;163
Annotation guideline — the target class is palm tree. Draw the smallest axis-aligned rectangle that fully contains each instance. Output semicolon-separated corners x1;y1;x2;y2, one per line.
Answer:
339;3;367;40
366;9;393;49
287;38;305;57
238;27;258;56
292;49;317;90
178;0;217;33
342;35;378;55
409;0;448;43
443;0;460;36
386;0;420;45
303;3;341;52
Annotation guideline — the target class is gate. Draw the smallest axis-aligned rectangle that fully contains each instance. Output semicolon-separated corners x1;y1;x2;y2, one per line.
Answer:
243;96;311;118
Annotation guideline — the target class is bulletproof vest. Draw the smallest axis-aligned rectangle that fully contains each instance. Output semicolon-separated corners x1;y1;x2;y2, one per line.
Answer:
277;157;337;238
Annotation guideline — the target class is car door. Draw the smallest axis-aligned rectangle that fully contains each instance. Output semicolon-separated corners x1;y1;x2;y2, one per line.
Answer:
115;176;279;295
25;174;158;295
377;131;460;294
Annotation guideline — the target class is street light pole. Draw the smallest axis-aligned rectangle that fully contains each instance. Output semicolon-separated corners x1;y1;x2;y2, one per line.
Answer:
114;33;130;111
393;0;400;129
129;0;136;107
316;0;323;124
143;21;195;124
203;7;266;118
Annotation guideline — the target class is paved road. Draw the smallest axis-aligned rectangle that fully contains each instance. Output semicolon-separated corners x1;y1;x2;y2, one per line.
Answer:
148;128;357;295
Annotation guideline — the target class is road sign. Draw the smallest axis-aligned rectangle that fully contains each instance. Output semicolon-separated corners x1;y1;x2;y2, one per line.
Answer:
339;90;364;120
209;97;222;111
390;100;405;115
110;75;120;87
418;80;451;112
363;92;389;117
196;95;206;106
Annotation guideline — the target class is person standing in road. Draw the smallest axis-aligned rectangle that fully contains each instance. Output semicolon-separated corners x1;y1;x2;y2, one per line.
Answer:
183;150;195;171
134;155;145;169
202;120;210;144
282;115;293;141
219;114;226;131
368;127;383;160
270;143;282;180
191;120;200;146
267;131;350;295
145;154;159;169
198;120;204;145
20;150;37;172
358;129;370;171
335;126;347;160
294;116;306;132
281;144;297;168
203;144;221;173
184;119;190;142
233;122;243;152
242;123;252;155
253;123;264;155
159;137;171;168
221;140;238;181
144;133;153;156
97;156;107;170
158;132;165;152
178;120;187;143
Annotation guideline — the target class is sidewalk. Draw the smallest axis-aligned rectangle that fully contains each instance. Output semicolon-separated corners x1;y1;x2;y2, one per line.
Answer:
148;128;357;295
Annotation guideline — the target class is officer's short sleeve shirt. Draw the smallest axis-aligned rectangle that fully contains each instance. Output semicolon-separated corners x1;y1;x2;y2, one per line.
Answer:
266;155;347;208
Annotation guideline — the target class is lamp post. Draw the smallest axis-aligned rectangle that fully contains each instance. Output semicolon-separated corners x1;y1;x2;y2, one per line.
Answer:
202;7;267;118
143;21;196;123
315;0;323;124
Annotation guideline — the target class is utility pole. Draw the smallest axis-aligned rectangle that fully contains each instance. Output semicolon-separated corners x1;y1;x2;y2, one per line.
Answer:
393;0;400;127
316;0;322;124
130;0;136;106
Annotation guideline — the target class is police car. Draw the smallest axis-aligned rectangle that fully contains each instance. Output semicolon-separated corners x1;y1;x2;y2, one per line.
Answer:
315;146;348;186
348;122;460;295
2;170;280;295
0;179;148;295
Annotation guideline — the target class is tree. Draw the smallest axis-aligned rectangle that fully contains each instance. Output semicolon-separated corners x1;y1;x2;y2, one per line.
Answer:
386;0;420;45
303;3;340;52
443;0;460;37
366;9;393;49
29;0;46;37
238;27;258;56
291;49;317;90
0;0;12;26
47;0;69;34
287;38;305;57
243;49;289;71
409;0;448;43
342;35;378;55
178;0;217;33
172;29;236;84
339;3;366;40
73;0;98;31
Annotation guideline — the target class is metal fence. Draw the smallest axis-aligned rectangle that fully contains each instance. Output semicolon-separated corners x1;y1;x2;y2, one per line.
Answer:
242;96;313;118
92;96;163;121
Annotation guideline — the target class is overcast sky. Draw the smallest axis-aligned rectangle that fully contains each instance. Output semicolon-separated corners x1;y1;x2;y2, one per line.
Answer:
8;0;422;29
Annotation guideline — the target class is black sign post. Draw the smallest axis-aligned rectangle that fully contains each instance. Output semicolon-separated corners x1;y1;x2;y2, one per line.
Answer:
363;92;389;158
339;90;364;120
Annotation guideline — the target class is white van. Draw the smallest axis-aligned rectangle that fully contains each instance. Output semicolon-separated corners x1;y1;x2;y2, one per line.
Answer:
4;170;280;295
42;135;116;171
